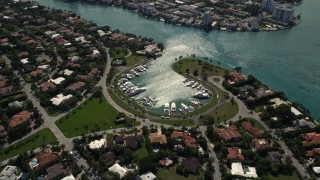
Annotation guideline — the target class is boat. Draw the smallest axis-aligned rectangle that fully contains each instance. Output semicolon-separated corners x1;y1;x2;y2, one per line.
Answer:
183;79;189;83
186;81;194;87
171;102;176;112
192;82;199;88
193;92;210;99
128;87;146;97
160;18;165;22
180;103;189;113
164;103;170;115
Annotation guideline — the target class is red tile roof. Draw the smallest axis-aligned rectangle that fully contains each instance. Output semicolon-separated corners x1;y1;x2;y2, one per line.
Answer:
171;131;198;149
36;152;59;167
9;111;32;128
227;147;244;160
0;80;6;88
0;86;14;95
215;125;241;142
90;68;99;75
230;70;246;82
252;139;272;150
67;81;86;91
29;69;43;77
305;148;320;157
40;81;56;91
242;121;261;137
0;125;7;137
303;132;320;146
66;63;80;68
149;133;167;144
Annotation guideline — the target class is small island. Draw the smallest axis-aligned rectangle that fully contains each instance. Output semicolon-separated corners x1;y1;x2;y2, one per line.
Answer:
64;0;302;32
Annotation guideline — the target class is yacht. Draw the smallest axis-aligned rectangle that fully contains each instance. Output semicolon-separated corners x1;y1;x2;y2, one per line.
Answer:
164;103;170;115
186;81;195;87
193;92;210;99
192;82;199;88
171;102;176;112
180;103;189;114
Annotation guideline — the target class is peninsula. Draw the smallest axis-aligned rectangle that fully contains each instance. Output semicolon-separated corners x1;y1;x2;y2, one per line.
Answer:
64;0;302;32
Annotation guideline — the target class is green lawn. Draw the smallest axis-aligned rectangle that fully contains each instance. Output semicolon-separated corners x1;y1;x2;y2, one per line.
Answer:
110;47;128;59
107;133;114;141
202;101;239;124
133;141;148;160
152;119;195;126
56;97;138;138
172;58;229;78
0;128;57;161
267;171;301;180
157;165;204;180
125;55;147;67
213;77;221;82
108;89;141;116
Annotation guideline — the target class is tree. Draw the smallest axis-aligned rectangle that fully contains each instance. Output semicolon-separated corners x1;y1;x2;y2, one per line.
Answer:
138;156;156;174
193;69;199;76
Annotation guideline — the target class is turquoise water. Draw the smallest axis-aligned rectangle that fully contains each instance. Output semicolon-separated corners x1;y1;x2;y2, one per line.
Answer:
32;0;320;119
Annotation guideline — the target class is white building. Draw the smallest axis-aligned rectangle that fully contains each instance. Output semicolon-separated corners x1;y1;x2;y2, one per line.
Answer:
0;165;21;180
20;58;29;64
50;94;73;106
88;139;106;149
61;174;76;180
272;4;294;23
63;69;74;76
231;162;258;178
50;77;65;85
139;172;156;180
38;64;50;70
108;163;127;178
291;107;302;116
203;11;212;26
261;0;275;12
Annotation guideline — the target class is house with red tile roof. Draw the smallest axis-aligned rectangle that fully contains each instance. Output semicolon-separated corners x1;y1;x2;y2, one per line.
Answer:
0;86;14;95
39;81;56;91
215;125;242;142
9;111;32;128
30;152;59;169
0;80;6;88
90;68;99;76
303;132;320;146
228;70;246;84
67;81;86;91
252;139;272;151
159;157;173;167
66;63;80;68
29;69;43;77
171;131;198;149
149;130;167;145
305;148;320;157
242;121;261;137
227;147;244;160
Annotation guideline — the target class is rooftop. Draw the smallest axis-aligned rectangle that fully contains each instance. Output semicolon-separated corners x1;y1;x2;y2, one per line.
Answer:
50;77;65;85
50;93;73;106
108;163;127;178
231;162;257;178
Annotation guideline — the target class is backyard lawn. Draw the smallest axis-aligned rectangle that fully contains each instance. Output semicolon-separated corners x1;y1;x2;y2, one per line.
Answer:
56;97;138;138
242;117;265;130
152;119;195;126
157;165;204;180
133;141;148;160
268;171;301;180
0;128;57;161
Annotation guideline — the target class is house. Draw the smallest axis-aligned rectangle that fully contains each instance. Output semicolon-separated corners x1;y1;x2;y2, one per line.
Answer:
302;132;320;146
77;74;94;81
0;165;21;180
215;125;241;142
252;139;272;151
8;101;23;108
108;163;127;178
0;125;7;138
61;174;76;180
90;68;99;76
231;162;257;178
88;139;106;149
149;129;167;145
306;148;320;157
40;81;56;91
138;172;156;180
44;163;68;180
67;81;86;91
102;151;115;167
227;147;244;160
49;77;65;85
241;121;262;137
29;69;43;77
50;94;73;106
159;157;173;167
0;86;14;95
30;152;59;169
181;157;200;173
171;131;198;149
9;111;32;128
229;70;246;84
124;136;139;149
115;135;125;145
266;151;282;163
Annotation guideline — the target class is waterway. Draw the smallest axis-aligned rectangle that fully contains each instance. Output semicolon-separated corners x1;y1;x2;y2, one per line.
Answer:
32;0;320;119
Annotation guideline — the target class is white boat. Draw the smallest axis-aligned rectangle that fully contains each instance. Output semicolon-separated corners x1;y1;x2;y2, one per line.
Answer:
171;102;176;112
181;103;189;113
164;103;170;115
160;18;165;22
193;92;210;99
186;81;194;87
192;82;199;88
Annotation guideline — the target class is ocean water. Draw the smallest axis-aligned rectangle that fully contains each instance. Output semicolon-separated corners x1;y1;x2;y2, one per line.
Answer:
31;0;320;119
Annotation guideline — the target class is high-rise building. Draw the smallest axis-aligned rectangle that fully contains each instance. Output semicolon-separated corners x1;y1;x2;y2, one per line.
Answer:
261;0;275;12
272;4;294;23
203;11;212;26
